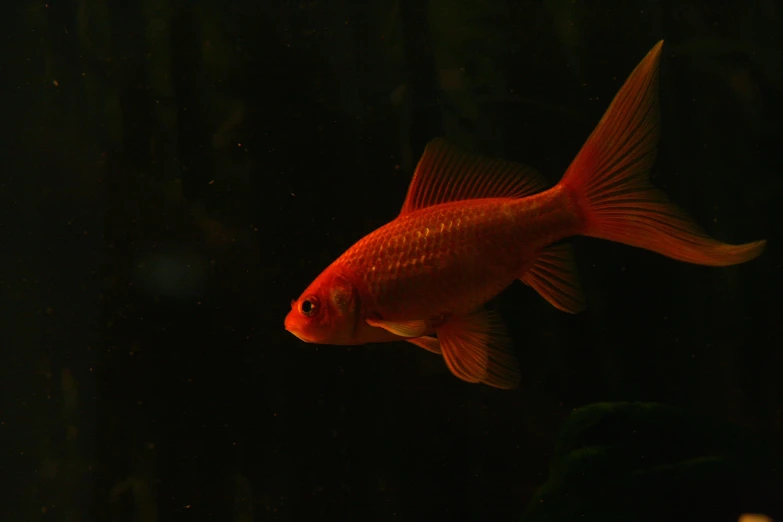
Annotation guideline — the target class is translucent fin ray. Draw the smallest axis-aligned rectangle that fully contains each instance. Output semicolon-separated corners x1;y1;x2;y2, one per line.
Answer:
400;138;547;215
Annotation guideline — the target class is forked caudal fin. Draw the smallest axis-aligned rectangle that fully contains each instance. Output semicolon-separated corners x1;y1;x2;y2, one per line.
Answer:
559;40;766;266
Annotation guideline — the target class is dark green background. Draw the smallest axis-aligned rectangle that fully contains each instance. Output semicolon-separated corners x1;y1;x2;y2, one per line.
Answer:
1;0;781;520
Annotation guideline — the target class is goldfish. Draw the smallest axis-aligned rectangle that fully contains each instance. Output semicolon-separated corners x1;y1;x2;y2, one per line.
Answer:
284;40;766;389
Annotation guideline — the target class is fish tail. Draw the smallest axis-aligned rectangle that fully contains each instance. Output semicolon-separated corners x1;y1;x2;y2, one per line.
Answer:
559;40;765;267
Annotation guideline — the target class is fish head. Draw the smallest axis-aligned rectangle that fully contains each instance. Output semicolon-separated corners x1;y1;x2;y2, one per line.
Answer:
285;268;360;345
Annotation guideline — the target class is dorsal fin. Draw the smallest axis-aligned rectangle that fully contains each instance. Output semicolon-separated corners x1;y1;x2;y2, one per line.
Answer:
400;138;548;215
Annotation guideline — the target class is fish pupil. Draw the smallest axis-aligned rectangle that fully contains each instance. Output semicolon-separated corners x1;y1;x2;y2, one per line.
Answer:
301;300;315;315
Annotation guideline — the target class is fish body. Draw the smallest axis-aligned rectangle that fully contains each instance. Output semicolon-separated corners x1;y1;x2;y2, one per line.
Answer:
284;40;766;389
335;187;575;321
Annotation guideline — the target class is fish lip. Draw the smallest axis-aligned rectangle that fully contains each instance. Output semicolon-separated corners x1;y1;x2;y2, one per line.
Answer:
284;322;313;343
284;309;317;343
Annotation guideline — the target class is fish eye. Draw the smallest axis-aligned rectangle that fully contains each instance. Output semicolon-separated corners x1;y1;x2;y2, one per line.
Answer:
299;296;318;316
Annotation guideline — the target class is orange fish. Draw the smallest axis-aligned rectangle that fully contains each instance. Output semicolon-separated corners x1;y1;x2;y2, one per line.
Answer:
284;40;765;389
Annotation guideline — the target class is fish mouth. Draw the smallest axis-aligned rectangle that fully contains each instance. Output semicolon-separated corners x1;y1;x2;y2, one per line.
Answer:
284;313;314;343
286;327;313;343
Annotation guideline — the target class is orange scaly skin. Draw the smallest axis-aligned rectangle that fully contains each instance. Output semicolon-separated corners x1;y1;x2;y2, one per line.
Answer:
335;187;575;322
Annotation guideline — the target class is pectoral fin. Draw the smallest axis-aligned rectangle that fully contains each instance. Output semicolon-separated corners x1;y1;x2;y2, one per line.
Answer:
366;318;429;338
406;335;441;354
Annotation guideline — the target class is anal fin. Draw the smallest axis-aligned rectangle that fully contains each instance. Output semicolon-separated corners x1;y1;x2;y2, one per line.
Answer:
520;243;586;314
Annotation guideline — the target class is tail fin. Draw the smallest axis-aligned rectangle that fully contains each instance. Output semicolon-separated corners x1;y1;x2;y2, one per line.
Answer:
559;40;766;267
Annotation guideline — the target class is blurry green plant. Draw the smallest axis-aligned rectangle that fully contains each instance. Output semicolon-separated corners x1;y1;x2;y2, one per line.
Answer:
520;402;783;522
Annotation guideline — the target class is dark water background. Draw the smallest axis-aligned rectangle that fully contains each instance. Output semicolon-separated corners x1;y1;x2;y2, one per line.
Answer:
2;1;782;520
